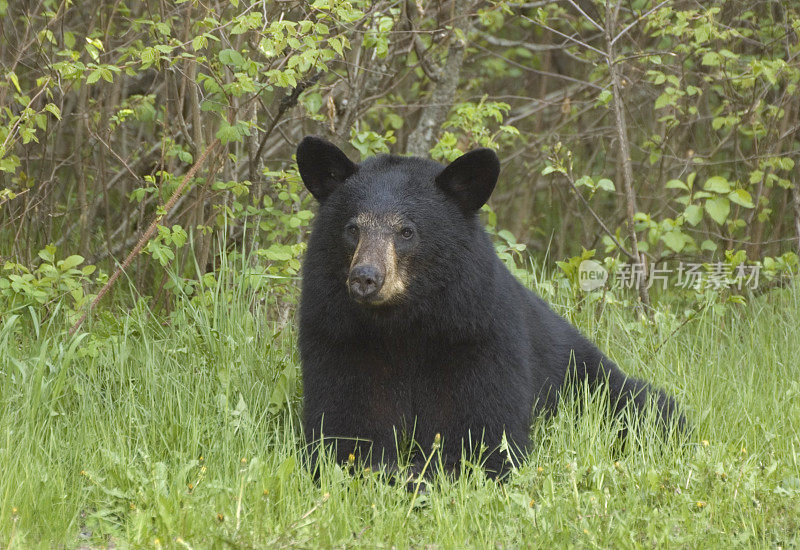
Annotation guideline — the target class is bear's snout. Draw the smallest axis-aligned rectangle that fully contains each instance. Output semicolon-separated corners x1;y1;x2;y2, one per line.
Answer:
348;264;385;301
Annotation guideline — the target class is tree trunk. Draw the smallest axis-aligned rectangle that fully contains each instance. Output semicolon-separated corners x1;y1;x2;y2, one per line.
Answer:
605;0;651;312
74;84;91;259
405;0;471;156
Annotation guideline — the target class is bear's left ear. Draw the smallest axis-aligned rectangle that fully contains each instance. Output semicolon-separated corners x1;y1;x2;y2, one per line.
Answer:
296;136;358;202
435;148;500;212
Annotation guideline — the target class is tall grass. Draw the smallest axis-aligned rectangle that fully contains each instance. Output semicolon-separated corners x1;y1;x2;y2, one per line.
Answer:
1;264;798;547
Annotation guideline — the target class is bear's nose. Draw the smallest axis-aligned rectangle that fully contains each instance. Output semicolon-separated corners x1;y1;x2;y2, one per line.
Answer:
348;265;384;300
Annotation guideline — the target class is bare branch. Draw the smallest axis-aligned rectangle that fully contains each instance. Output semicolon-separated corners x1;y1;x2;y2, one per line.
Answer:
561;171;637;262
480;33;568;52
610;0;670;47
565;0;603;33
520;14;606;57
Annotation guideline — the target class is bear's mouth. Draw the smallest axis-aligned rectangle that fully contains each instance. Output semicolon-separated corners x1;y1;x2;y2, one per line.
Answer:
348;286;392;307
346;277;408;308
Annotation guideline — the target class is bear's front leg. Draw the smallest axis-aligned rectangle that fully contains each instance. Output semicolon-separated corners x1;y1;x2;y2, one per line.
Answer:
303;407;401;478
301;345;408;477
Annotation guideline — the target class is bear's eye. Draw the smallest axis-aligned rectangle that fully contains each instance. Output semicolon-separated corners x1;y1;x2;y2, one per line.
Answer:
400;227;414;239
346;224;359;237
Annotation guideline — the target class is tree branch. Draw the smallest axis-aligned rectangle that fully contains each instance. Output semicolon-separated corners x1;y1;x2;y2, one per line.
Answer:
69;139;220;336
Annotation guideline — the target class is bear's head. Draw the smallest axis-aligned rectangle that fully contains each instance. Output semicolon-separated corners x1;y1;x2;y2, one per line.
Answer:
296;136;500;308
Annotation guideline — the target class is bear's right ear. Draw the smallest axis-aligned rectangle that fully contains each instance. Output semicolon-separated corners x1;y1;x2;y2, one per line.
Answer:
296;136;357;202
435;148;500;213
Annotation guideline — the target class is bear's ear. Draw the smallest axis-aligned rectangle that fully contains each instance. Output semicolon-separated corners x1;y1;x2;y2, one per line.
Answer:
296;136;357;202
435;148;500;212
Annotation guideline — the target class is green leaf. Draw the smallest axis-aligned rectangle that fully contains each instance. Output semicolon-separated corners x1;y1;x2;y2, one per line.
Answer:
497;229;516;244
38;246;55;263
541;165;563;176
215;122;240;145
661;231;686;253
192;35;207;51
218;49;244;67
685;85;701;96
328;36;344;57
654;92;674;110
704;197;730;225
302;92;323;114
701;239;717;252
268;363;298;415
702;51;721;66
703;176;731;194
7;70;21;93
596;89;612;106
684;204;703;226
86;69;102;84
673;195;690;206
261;244;293;262
596;178;615;192
384;112;403;130
665;179;688;191
58;255;85;270
728;189;754;208
149;242;174;265
44;103;61;120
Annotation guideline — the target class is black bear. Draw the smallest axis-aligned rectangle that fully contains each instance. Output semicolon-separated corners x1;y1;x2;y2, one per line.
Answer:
296;136;682;479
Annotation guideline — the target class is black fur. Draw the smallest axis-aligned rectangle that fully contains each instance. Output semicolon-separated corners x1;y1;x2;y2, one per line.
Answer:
296;136;683;479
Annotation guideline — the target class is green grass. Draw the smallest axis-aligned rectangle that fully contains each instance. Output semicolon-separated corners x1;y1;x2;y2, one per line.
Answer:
1;268;799;548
